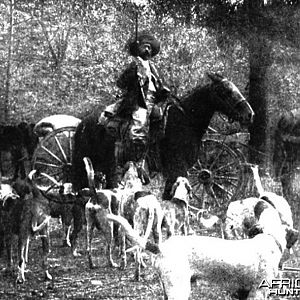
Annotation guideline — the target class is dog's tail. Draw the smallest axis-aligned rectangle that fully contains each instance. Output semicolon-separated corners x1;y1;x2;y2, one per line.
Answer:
106;213;160;254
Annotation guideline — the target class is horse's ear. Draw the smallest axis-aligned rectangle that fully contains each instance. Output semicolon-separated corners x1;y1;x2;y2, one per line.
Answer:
207;72;224;83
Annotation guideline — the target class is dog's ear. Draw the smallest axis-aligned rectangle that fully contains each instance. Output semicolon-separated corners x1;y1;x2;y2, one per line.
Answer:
137;167;150;185
260;195;276;209
286;227;299;249
170;181;179;197
253;200;269;219
248;223;263;238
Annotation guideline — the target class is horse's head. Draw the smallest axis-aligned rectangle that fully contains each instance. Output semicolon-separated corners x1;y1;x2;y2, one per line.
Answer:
208;73;254;126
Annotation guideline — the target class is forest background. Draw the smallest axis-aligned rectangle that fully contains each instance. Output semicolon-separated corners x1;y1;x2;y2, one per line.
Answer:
0;0;300;171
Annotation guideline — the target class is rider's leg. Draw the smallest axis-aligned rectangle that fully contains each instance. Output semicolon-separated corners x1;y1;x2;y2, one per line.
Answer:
129;107;149;162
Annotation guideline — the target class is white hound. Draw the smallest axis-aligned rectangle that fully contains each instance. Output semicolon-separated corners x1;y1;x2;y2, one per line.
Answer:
107;200;298;300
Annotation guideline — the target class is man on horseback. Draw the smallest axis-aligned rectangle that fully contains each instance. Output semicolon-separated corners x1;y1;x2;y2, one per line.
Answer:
101;32;170;168
117;32;170;161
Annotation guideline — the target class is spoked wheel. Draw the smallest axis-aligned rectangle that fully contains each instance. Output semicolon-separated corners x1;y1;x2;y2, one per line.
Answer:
187;139;246;215
31;126;76;193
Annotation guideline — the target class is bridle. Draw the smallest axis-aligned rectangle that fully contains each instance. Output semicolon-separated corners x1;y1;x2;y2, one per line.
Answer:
209;79;248;123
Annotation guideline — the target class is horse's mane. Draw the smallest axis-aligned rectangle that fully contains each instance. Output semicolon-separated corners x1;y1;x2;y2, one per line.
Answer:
180;83;210;105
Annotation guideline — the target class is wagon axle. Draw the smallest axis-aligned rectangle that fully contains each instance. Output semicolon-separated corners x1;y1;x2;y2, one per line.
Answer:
197;169;213;184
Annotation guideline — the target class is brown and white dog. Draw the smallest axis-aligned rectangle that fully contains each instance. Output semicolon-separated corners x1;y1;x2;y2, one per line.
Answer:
83;157;119;268
107;200;298;300
15;171;53;283
161;176;192;237
224;194;294;240
0;183;21;269
12;172;80;283
115;161;150;268
83;159;150;270
131;192;163;280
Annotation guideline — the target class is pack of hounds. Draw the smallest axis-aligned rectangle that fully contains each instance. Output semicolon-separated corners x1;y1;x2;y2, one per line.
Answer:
0;159;299;300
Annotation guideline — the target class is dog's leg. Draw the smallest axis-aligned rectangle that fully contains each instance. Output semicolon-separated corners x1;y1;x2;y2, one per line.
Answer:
160;264;191;300
85;208;95;269
120;225;127;269
134;247;142;281
16;234;29;284
25;237;30;263
71;203;84;257
133;207;144;281
153;209;163;245
107;222;118;268
183;208;190;236
4;234;13;269
62;206;72;247
40;227;52;281
64;225;72;247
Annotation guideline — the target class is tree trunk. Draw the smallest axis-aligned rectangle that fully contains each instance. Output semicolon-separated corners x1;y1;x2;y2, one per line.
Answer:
2;0;14;123
248;37;272;166
247;0;273;166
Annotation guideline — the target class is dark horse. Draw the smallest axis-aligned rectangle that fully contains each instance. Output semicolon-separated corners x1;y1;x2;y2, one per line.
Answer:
69;73;254;254
0;122;38;180
72;73;254;196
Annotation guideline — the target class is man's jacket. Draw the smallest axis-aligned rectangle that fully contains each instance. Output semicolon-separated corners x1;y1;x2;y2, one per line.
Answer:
116;60;169;117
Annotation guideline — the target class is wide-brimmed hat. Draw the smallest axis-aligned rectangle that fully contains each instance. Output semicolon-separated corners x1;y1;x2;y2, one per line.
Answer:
127;32;160;57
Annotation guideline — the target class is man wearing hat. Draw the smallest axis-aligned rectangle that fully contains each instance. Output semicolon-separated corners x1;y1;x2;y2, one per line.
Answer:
115;32;170;163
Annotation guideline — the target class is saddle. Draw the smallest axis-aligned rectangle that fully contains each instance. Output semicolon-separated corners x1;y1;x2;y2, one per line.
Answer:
98;102;169;172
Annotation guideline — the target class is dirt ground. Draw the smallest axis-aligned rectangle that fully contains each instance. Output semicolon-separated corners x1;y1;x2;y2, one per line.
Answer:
0;218;227;300
1;215;300;300
1;160;300;299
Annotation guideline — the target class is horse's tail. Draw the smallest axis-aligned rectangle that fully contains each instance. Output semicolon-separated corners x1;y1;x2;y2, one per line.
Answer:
106;213;160;254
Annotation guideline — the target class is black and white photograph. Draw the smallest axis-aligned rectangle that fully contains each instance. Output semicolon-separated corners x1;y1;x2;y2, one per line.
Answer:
0;0;300;299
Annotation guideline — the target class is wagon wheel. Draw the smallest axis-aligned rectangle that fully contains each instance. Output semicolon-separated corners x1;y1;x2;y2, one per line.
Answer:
187;139;246;216
31;126;76;193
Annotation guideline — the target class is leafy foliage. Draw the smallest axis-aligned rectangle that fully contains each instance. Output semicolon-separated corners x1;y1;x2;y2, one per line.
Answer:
0;0;299;166
0;0;249;124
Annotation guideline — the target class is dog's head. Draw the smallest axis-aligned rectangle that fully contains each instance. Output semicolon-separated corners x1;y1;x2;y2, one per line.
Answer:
123;161;149;186
170;177;193;201
253;200;298;252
